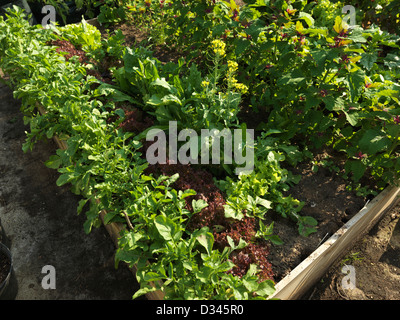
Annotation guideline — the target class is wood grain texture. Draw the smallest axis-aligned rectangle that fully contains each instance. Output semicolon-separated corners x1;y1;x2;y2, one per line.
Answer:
271;185;400;300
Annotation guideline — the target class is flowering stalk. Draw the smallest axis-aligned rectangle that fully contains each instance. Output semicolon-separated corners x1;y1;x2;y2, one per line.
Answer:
226;60;248;94
210;39;226;93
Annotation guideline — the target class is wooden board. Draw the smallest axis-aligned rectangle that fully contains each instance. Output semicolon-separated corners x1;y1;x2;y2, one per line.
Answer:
270;184;400;300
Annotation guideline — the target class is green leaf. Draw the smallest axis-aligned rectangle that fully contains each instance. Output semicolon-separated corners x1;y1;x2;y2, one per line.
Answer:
56;172;77;186
347;68;365;102
212;24;226;37
296;215;318;237
165;173;180;186
103;210;119;225
45;155;62;169
146;94;163;106
96;83;142;105
255;197;272;210
387;123;400;138
196;266;213;283
265;234;284;245
277;73;305;86
246;19;266;41
180;189;197;199
195;228;214;255
235;39;250;56
343;111;360;126
298;223;317;237
347;28;367;43
242;277;259;292
161;94;182;105
224;204;244;220
77;198;89;215
83;218;94;234
132;286;157;300
359;129;391;155
347;160;367;182
360;52;378;71
301;216;318;226
384;54;400;70
187;63;202;90
143;271;165;282
227;236;247;250
192;199;208;214
255;280;276;297
154;215;177;241
298;12;314;27
151;78;172;91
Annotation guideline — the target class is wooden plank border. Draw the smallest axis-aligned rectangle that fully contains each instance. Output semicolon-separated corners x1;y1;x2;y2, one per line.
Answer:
270;184;400;300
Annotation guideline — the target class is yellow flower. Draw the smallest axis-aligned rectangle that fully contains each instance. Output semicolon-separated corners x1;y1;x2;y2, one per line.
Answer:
227;60;238;73
211;39;226;57
234;82;248;94
201;80;210;87
230;77;238;84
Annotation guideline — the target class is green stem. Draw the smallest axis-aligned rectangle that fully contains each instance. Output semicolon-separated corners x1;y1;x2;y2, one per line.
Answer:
273;31;278;63
213;55;221;93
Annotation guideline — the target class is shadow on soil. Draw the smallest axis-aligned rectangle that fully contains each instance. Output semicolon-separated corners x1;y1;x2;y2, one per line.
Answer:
0;82;142;300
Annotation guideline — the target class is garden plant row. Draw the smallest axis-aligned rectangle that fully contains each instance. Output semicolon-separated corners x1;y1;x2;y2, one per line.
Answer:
0;0;399;300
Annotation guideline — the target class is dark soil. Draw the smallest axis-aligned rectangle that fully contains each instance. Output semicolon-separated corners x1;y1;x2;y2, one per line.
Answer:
0;80;141;300
264;153;366;282
306;203;400;300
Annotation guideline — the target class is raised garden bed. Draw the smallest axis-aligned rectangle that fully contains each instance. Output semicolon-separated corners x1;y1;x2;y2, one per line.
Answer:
39;94;400;299
1;0;400;300
35;102;400;299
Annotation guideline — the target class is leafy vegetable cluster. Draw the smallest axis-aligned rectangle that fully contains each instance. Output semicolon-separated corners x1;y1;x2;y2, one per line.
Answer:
1;0;400;300
126;0;400;189
0;6;290;299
